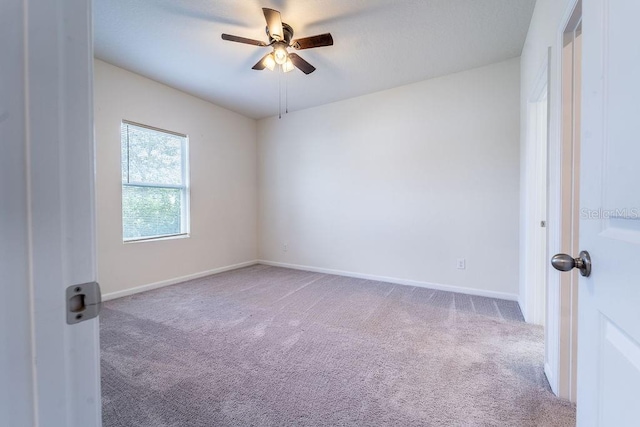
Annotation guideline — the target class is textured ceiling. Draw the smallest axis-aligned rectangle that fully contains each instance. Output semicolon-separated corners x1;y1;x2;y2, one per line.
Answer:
94;0;536;119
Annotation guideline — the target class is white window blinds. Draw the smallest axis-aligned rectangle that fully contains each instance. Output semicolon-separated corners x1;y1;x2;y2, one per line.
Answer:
121;121;189;241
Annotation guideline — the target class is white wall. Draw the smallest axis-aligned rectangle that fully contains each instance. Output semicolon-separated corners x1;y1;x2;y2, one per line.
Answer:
519;0;578;398
95;60;258;296
258;58;521;299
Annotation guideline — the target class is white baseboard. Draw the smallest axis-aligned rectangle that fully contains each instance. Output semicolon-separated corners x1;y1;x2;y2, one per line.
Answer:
544;362;558;396
103;259;519;303
518;295;528;322
257;260;519;301
102;260;259;301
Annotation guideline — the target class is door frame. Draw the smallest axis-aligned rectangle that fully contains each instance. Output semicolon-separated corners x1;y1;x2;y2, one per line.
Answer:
1;0;34;423
6;0;102;425
544;0;582;401
522;57;550;327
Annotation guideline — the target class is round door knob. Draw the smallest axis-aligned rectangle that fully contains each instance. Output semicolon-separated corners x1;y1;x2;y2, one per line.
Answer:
551;254;577;271
551;251;592;277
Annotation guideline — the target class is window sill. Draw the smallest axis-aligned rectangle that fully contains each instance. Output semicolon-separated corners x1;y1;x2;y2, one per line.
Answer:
123;233;190;244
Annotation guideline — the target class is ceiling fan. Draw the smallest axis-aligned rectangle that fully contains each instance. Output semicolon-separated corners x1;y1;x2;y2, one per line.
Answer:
221;8;333;75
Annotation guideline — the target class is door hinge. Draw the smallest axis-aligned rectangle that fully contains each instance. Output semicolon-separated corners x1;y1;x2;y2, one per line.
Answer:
66;281;101;324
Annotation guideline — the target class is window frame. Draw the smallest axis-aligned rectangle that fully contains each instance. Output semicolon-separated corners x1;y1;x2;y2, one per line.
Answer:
121;120;190;243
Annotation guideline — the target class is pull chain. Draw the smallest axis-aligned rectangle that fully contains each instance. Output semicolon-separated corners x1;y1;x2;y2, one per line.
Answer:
285;71;288;114
278;65;282;119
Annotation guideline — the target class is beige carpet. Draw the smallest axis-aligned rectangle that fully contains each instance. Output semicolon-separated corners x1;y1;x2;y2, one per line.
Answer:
101;265;576;426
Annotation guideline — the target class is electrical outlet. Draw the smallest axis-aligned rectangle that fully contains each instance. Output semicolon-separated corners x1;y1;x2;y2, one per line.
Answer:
457;258;466;270
283;243;288;252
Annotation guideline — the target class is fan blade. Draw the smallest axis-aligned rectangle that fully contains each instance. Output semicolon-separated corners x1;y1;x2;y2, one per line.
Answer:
221;33;267;47
262;8;283;41
289;53;316;75
252;53;271;70
291;33;334;50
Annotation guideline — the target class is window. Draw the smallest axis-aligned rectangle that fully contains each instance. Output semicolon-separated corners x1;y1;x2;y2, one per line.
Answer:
121;121;189;242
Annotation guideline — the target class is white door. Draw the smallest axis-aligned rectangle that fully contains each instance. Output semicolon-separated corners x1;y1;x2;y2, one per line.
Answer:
576;0;640;425
1;1;101;426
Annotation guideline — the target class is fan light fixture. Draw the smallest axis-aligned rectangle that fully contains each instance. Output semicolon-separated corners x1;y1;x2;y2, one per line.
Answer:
261;48;294;73
273;45;288;65
262;54;276;71
283;58;294;73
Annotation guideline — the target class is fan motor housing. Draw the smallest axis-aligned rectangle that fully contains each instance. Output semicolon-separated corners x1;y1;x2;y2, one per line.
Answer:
267;23;294;45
